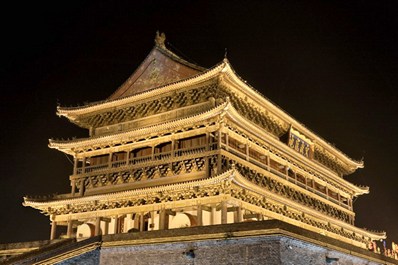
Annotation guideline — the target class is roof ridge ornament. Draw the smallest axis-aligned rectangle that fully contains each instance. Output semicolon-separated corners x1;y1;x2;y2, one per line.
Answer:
155;31;166;48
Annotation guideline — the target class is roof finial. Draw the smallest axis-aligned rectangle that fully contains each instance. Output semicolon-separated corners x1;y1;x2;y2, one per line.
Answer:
224;48;228;58
155;31;166;48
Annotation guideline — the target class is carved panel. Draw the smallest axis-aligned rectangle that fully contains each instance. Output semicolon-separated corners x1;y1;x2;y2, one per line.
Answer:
222;157;353;224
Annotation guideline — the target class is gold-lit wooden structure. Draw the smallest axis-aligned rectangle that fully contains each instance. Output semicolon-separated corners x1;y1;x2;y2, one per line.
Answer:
24;32;385;249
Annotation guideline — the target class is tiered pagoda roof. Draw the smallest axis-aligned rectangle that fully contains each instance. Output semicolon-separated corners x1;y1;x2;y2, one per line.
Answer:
23;33;388;253
54;44;363;177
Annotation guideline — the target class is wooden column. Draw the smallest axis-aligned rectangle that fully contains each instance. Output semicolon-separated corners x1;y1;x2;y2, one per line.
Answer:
113;215;119;234
95;217;101;236
171;139;175;157
79;158;86;196
72;157;78;195
79;180;85;196
205;132;210;151
159;208;165;230
82;157;86;173
217;129;223;174
73;157;78;175
221;201;228;224
139;213;144;232
237;206;243;223
225;133;229;149
71;180;76;196
67;220;73;238
159;207;168;230
103;220;109;235
210;205;216;225
50;221;57;240
126;150;130;165
108;153;113;168
205;132;210;178
150;211;155;231
197;204;203;226
126;213;132;231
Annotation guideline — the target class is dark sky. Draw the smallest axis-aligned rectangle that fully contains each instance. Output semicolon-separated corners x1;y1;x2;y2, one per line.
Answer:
1;1;397;246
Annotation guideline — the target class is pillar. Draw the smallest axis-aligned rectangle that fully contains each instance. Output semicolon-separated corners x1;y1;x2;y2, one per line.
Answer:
221;201;228;224
139;213;145;232
79;179;85;196
95;217;101;236
73;157;78;175
126;213;133;231
205;132;210;178
225;133;229;148
159;208;165;230
126;150;130;165
71;180;76;196
197;204;203;226
210;205;216;225
67;219;73;238
72;157;77;196
237;206;243;223
113;215;119;234
159;207;168;230
82;157;86;173
108;152;113;168
217;129;223;174
103;220;109;235
171;139;175;157
150;211;155;230
50;221;57;240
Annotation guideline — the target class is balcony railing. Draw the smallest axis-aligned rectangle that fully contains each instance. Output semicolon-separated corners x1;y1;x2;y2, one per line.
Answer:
76;143;217;175
221;142;352;211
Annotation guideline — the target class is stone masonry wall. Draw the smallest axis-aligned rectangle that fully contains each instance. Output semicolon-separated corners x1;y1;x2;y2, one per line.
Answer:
100;237;281;265
99;235;381;265
57;249;100;265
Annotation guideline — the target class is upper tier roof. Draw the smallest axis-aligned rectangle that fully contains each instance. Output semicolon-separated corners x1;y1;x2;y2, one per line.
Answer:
108;32;206;100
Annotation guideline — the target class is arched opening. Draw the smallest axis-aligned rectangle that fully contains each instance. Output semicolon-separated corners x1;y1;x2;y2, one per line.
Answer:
169;213;197;229
76;223;98;238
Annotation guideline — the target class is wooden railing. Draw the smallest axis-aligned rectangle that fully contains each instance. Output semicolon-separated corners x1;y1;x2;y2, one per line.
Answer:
76;143;217;175
221;142;351;210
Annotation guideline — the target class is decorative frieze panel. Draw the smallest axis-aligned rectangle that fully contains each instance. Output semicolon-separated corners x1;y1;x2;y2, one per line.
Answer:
216;84;288;137
74;156;210;192
46;180;227;216
80;83;219;128
222;157;353;224
229;186;366;245
313;145;348;176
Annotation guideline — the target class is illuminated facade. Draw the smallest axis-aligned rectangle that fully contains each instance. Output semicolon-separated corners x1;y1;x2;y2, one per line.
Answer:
23;32;386;246
7;33;396;264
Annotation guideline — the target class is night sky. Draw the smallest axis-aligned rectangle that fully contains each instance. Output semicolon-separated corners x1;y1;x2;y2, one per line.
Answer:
1;1;397;246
